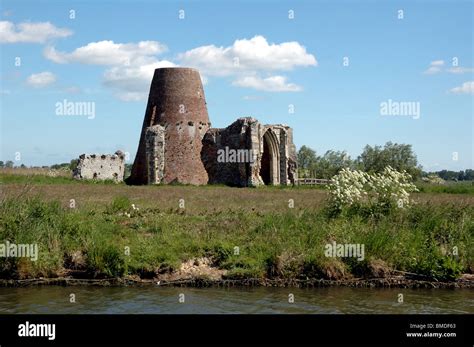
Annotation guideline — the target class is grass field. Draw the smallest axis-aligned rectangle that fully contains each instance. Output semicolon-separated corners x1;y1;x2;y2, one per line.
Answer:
1;169;473;284
416;181;474;195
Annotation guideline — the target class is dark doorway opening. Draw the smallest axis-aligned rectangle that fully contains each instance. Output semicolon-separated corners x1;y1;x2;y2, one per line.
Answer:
260;135;271;185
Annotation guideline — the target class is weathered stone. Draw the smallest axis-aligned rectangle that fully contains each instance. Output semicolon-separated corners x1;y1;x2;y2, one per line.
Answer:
126;67;297;187
202;117;298;187
145;125;165;184
127;67;210;185
73;150;125;182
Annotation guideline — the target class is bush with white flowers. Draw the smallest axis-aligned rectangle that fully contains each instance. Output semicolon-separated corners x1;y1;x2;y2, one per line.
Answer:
328;166;418;213
422;174;445;185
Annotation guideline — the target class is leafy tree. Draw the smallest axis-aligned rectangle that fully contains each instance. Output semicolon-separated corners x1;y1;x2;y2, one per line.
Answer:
5;160;14;168
51;163;70;170
297;145;317;178
465;169;474;181
69;159;79;171
429;169;474;181
0;161;4;168
357;142;421;179
314;150;354;179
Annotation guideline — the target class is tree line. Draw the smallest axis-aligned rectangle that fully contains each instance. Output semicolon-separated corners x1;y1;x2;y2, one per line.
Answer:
297;142;441;180
431;169;474;181
0;160;78;170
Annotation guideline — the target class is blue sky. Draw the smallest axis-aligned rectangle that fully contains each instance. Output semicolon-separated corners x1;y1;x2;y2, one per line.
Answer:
1;0;473;171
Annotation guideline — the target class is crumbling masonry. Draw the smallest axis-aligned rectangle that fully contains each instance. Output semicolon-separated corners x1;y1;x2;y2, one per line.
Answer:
119;67;296;187
126;67;297;187
73;68;297;186
201;118;297;187
73;151;125;182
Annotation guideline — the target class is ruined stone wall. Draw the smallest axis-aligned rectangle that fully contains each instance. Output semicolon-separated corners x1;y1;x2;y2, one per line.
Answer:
247;120;264;187
202;118;260;187
202;117;297;187
73;150;125;182
260;124;298;186
145;125;165;184
279;129;288;185
285;127;298;184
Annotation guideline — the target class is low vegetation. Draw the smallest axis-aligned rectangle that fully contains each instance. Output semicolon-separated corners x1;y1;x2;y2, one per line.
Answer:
0;168;472;284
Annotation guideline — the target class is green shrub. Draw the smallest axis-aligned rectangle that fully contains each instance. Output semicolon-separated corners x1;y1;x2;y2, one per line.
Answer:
86;244;126;277
408;251;463;282
109;196;131;213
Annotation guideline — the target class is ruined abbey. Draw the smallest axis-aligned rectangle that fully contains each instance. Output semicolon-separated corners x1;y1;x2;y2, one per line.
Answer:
127;67;297;187
75;67;297;187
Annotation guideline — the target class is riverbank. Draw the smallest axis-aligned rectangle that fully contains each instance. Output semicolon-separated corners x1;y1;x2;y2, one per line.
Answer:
1;273;473;289
1;179;472;286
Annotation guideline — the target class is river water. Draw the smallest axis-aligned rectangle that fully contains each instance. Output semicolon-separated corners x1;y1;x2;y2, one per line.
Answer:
0;286;472;314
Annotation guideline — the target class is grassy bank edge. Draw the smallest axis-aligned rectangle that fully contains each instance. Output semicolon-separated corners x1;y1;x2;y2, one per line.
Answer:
1;275;473;289
1;193;472;284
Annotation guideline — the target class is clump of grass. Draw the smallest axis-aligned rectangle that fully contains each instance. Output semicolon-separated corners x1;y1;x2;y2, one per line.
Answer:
86;243;126;278
108;196;131;213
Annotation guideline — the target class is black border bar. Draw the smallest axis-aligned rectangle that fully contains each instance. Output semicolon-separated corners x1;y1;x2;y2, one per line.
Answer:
0;314;472;345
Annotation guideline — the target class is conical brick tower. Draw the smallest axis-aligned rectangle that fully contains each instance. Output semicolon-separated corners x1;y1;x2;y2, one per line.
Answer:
126;68;211;185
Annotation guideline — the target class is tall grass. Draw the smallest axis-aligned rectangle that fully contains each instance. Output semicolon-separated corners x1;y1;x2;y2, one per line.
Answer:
0;195;471;282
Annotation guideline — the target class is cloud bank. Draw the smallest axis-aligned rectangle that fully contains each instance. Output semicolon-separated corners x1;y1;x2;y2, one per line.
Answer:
0;21;72;43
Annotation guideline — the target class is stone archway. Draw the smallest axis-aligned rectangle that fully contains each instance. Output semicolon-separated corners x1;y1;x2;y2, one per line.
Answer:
259;129;280;185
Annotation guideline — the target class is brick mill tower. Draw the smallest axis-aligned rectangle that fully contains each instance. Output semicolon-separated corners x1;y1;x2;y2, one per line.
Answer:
126;68;211;185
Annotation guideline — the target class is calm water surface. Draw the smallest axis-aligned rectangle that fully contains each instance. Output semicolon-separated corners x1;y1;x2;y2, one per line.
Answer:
0;286;472;314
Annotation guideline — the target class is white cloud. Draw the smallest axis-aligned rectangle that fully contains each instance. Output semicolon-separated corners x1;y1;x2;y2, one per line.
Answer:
424;60;473;75
449;81;474;94
178;35;317;76
424;60;445;74
44;40;167;65
179;36;315;92
44;36;314;100
431;60;445;66
232;75;302;92
424;66;441;74
26;72;56;88
103;60;177;101
44;40;173;101
0;21;72;44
